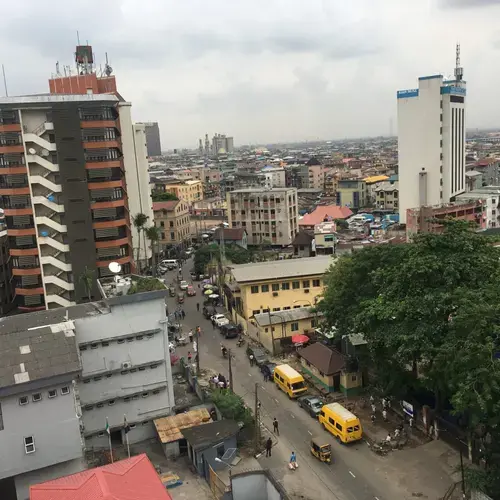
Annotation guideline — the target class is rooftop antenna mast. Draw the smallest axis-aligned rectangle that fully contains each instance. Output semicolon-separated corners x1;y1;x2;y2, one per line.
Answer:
454;43;463;83
1;64;8;97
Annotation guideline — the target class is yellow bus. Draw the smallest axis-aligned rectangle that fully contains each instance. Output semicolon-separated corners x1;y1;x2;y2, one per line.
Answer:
274;364;307;399
319;403;362;444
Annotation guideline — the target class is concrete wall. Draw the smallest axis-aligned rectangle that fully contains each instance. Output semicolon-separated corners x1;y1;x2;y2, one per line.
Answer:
119;104;154;265
14;457;86;500
75;297;175;440
231;471;284;500
0;382;83;481
193;435;238;479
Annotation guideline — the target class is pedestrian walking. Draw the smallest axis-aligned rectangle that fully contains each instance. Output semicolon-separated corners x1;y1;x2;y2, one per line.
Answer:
371;403;376;415
382;409;388;422
249;354;255;367
196;303;200;312
382;397;388;409
409;417;414;429
181;309;186;320
263;372;268;382
265;437;272;457
211;317;216;328
187;351;192;363
273;418;279;436
196;326;201;337
188;330;193;343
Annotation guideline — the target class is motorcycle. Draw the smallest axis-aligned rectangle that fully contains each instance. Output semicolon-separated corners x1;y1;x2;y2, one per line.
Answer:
236;337;245;347
221;347;228;358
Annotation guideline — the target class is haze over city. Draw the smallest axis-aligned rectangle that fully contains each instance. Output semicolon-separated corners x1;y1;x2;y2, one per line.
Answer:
1;0;500;147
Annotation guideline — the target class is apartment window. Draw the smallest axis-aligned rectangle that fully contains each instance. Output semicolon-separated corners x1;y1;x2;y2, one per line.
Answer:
96;403;104;408
102;341;109;347
142;392;149;398
106;373;112;378
24;436;35;454
312;279;321;287
94;376;102;381
48;389;57;399
291;322;299;332
32;393;42;402
252;309;261;316
83;379;90;384
108;400;115;406
251;285;259;294
117;339;125;344
79;345;87;351
292;281;300;289
153;389;160;395
272;283;279;292
142;421;149;426
84;405;94;411
90;343;98;349
170;232;175;240
150;364;159;369
138;366;146;371
283;306;291;310
281;282;290;290
302;280;310;288
126;337;134;343
261;284;269;292
124;397;131;403
19;396;29;406
61;386;70;395
272;307;280;312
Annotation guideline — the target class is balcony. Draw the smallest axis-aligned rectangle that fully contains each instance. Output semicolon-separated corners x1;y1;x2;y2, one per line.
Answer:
96;254;132;268
86;174;123;184
79;108;118;122
88;179;125;190
0;185;30;195
91;198;126;210
86;159;121;170
83;139;120;150
81;120;117;129
92;218;128;230
12;267;42;276
95;237;129;249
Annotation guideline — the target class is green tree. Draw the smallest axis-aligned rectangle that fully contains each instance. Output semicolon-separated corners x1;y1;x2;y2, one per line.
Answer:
132;213;149;271
127;277;166;295
334;218;349;230
145;225;161;278
78;266;95;302
152;190;178;202
211;389;253;428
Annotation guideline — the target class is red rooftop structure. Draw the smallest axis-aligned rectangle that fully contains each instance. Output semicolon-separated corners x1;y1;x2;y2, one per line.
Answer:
30;454;172;500
299;205;353;229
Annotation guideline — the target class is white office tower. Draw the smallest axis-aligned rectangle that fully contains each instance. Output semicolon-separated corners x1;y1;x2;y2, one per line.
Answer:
398;46;466;223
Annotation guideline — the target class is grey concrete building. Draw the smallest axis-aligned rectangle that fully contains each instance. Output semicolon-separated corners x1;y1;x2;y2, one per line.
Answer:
0;288;174;500
227;187;299;246
0;318;84;500
140;122;162;157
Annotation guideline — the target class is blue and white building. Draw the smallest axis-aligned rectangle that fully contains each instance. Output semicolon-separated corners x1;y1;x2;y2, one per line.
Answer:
397;48;466;223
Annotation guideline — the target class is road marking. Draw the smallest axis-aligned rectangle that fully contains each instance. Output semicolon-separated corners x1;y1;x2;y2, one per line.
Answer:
308;431;312;435
290;414;295;419
375;497;380;500
274;398;279;404
248;373;252;377
349;471;356;478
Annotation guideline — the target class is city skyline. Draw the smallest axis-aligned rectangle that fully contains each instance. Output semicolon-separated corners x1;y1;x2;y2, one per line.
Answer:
1;0;500;148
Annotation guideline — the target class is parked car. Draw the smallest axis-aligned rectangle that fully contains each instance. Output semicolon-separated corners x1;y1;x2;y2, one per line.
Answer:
211;313;229;327
169;285;176;297
246;346;269;367
186;285;196;296
179;280;188;290
220;324;239;339
158;265;168;274
297;395;324;418
260;362;277;380
185;247;194;256
177;292;185;304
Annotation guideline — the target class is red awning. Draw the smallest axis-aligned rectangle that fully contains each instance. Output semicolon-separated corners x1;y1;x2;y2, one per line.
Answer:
291;334;309;344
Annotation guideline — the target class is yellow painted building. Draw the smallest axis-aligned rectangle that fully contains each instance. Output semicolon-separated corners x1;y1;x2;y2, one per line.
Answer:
164;180;203;205
253;307;319;353
153;200;191;246
224;256;332;332
336;179;367;209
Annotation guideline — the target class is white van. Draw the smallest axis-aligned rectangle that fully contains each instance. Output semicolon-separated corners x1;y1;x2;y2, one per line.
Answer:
160;259;178;269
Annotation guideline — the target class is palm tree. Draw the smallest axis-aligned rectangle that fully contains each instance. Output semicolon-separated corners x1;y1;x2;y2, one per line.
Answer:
132;213;148;272
145;225;161;278
78;266;95;302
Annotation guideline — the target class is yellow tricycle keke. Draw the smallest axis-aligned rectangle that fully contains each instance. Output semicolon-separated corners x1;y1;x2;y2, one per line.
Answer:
310;437;332;464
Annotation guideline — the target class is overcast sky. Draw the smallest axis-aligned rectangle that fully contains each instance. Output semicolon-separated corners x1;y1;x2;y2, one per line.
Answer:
1;0;499;148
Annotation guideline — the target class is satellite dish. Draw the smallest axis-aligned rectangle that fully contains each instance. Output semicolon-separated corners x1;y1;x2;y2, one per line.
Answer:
108;262;122;274
28;148;36;155
40;149;49;157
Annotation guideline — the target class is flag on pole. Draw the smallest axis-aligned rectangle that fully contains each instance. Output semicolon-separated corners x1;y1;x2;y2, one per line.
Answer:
105;417;110;435
123;415;130;434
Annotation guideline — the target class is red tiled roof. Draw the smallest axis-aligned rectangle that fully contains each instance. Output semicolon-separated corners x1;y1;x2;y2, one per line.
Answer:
153;201;179;211
299;205;353;226
30;454;172;500
214;228;246;241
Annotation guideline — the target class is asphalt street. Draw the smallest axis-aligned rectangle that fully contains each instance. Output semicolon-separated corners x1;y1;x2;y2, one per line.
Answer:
163;262;424;500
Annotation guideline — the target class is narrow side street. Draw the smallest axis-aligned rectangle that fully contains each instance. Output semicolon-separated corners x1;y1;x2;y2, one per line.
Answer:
165;261;458;500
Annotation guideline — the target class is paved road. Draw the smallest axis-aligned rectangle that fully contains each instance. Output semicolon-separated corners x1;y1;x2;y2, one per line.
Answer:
163;262;421;500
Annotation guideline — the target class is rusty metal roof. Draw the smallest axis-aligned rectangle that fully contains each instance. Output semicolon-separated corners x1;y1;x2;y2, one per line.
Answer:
154;408;211;444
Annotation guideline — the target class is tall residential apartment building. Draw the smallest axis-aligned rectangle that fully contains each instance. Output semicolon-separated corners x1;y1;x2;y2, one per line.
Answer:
227;187;298;247
397;49;466;223
0;46;153;312
138;122;162;157
212;133;234;154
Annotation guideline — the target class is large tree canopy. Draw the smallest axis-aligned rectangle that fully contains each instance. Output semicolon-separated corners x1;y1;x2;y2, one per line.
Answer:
319;222;500;493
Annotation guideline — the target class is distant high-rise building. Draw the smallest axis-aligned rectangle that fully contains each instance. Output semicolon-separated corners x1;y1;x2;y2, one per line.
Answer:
398;46;466;223
139;122;162;157
211;133;234;155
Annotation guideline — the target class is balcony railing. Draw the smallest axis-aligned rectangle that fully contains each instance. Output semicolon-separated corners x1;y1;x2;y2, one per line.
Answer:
94;232;127;242
82;134;119;143
87;175;123;184
96;253;129;262
15;281;43;289
0;182;29;189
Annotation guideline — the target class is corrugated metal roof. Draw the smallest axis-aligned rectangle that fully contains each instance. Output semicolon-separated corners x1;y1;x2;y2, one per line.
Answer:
254;307;316;326
231;256;332;283
154;408;212;443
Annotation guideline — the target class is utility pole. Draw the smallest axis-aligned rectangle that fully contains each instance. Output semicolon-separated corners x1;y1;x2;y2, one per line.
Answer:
254;382;260;456
195;328;201;376
228;348;233;392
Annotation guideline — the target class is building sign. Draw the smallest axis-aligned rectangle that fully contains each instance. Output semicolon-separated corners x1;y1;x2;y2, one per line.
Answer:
397;89;419;99
401;400;414;417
